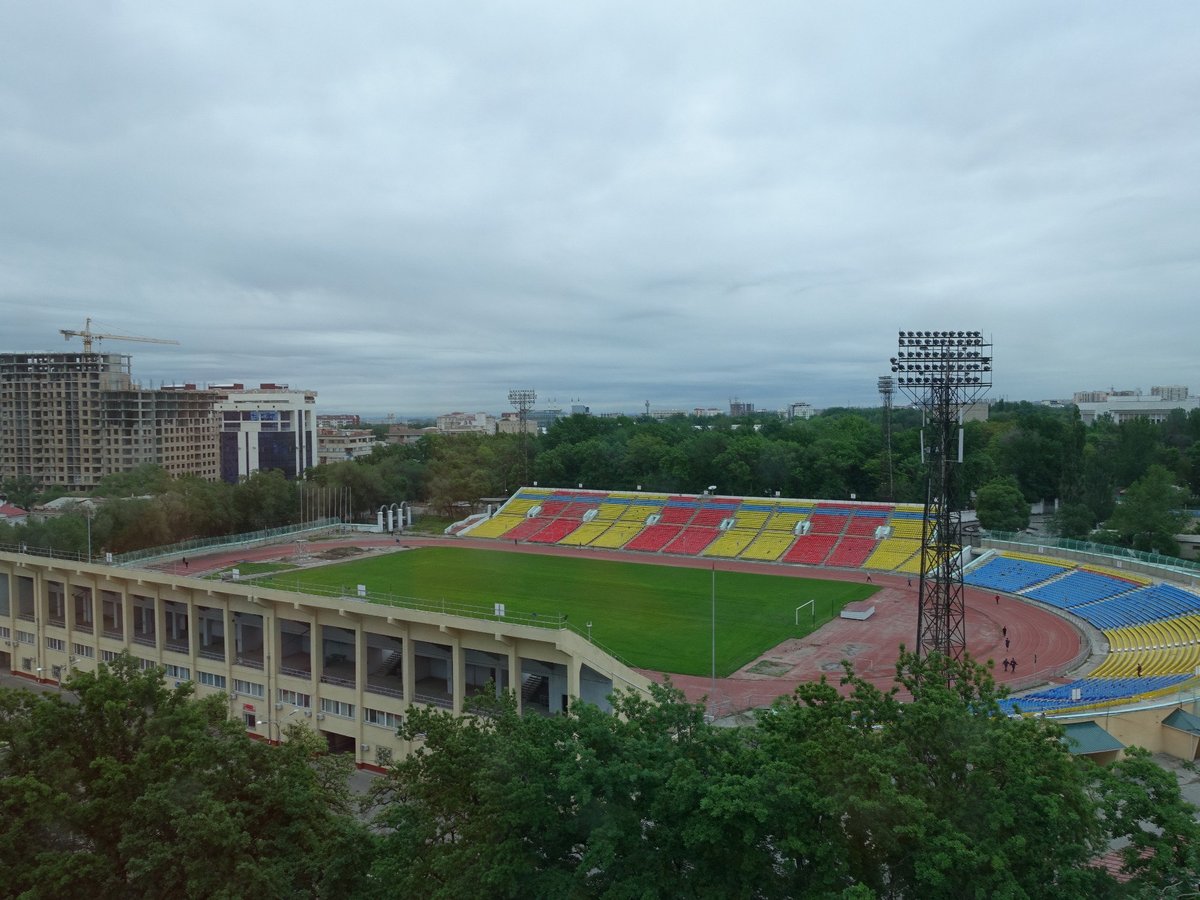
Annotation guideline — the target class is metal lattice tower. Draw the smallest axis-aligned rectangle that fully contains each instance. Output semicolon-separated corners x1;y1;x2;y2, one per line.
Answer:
508;388;536;486
890;331;992;660
878;375;895;501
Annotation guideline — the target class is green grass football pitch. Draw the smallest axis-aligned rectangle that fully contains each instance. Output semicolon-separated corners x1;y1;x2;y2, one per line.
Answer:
258;547;877;677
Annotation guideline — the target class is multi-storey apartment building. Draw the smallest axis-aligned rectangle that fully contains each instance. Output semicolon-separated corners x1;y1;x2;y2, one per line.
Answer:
435;411;496;435
0;352;219;491
316;428;378;466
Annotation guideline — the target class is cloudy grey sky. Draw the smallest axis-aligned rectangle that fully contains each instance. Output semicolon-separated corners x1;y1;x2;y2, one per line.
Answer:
1;3;1197;417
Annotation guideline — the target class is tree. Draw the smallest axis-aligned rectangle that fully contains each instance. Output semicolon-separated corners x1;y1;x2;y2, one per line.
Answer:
1053;501;1097;539
233;468;298;532
0;474;40;510
91;463;172;498
1107;465;1187;555
1092;747;1200;894
362;654;1200;897
0;655;369;899
975;475;1030;532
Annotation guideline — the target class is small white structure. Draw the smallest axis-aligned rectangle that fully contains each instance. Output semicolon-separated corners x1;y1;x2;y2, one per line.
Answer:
840;600;876;621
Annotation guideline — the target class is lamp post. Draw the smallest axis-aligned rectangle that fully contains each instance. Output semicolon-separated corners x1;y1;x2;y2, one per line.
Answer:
84;504;93;562
710;561;717;721
257;706;304;743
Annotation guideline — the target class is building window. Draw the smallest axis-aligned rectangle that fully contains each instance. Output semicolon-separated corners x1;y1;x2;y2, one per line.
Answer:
278;689;310;708
198;671;226;689
45;637;66;651
364;708;401;729
320;698;354;719
100;649;120;662
233;678;265;698
139;658;157;671
16;630;34;645
0;626;9;639
72;643;95;659
164;664;191;680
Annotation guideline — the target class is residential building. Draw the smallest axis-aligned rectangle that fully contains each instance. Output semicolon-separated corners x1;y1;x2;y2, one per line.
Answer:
1075;392;1200;425
385;424;432;446
496;412;537;435
316;428;379;466
787;402;817;420
436;412;496;435
1152;385;1189;402
316;413;361;428
212;384;317;483
0;502;28;525
0;352;219;491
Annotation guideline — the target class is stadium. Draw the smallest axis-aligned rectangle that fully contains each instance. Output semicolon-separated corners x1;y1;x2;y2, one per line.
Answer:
5;481;1200;770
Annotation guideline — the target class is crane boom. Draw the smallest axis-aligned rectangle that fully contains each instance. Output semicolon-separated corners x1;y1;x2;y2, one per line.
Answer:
60;317;180;353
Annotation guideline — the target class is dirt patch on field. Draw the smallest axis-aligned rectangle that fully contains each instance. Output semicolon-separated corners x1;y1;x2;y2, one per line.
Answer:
744;660;793;677
315;546;369;560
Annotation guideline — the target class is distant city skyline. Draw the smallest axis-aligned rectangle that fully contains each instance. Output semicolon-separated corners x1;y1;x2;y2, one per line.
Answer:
3;5;1199;416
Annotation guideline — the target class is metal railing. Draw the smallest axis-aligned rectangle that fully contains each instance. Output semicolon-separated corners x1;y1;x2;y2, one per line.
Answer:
2;520;350;568
0;541;89;564
365;683;404;699
414;692;453;710
256;576;570;631
984;531;1200;581
111;518;347;566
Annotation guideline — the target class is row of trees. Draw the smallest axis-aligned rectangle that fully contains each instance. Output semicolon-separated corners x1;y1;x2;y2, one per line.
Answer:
0;467;301;558
4;402;1199;559
3;653;1197;897
415;403;1200;554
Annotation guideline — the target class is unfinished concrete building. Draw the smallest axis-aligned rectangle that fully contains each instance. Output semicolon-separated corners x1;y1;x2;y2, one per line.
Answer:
0;352;219;491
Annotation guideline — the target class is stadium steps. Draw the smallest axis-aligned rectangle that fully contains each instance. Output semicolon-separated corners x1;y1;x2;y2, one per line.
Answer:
521;674;547;704
371;650;402;676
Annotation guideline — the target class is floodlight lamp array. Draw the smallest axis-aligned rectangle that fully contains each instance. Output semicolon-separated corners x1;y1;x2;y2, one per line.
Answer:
890;329;992;388
896;330;987;347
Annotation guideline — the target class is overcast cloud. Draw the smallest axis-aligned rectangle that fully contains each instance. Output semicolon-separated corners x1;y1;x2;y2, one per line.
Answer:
1;2;1198;417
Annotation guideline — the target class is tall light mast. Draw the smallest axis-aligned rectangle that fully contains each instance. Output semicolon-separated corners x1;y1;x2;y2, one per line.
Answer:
889;331;992;661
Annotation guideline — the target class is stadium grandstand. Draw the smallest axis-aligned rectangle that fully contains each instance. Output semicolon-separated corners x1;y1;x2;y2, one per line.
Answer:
463;487;1200;726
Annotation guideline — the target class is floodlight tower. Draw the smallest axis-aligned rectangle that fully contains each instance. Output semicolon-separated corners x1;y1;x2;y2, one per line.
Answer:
508;388;536;487
889;331;992;661
877;375;895;501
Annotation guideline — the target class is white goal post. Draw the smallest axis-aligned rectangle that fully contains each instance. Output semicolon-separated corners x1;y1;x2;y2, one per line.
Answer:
795;600;815;626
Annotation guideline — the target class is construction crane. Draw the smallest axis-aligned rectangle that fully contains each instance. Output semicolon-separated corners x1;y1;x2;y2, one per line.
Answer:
60;318;180;353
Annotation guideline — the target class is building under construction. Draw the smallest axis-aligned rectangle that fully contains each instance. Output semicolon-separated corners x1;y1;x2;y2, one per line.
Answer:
0;352;219;491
